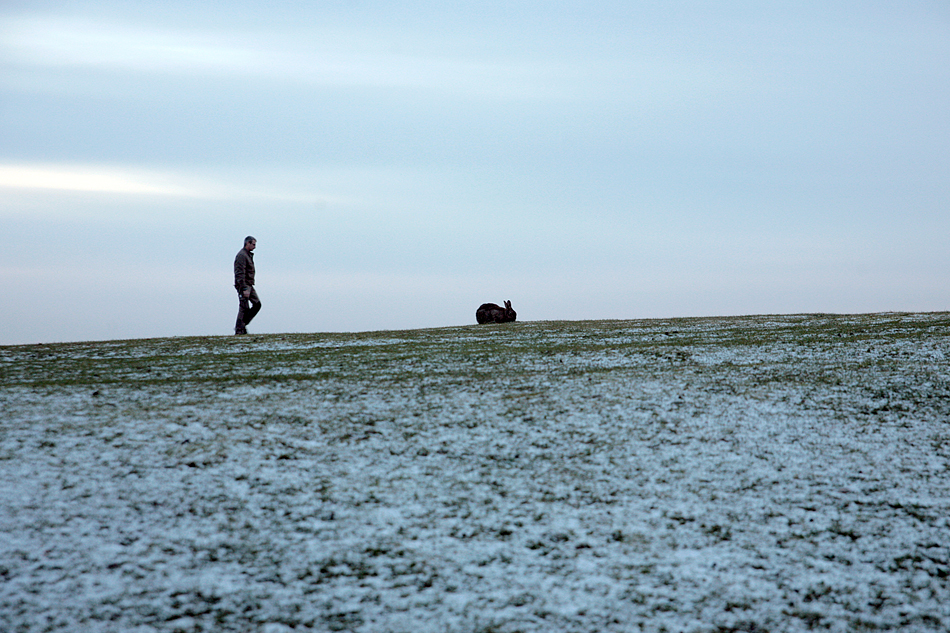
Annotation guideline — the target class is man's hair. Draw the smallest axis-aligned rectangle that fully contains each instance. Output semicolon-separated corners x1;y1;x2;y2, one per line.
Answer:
244;236;256;245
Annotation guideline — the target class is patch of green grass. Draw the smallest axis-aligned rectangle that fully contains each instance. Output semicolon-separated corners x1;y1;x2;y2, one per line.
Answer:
3;314;949;400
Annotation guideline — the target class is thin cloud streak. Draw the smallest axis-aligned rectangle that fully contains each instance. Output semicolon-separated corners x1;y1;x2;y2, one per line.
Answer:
0;163;362;211
0;163;200;196
0;11;763;107
1;16;589;100
1;17;261;74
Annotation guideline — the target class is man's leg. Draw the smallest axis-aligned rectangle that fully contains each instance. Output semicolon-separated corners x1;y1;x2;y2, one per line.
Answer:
243;288;262;326
235;291;249;334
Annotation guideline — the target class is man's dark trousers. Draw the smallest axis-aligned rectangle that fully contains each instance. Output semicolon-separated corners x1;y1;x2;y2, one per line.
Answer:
235;287;261;333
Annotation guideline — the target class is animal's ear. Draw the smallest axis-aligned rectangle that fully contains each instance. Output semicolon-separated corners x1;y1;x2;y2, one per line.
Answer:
505;300;511;308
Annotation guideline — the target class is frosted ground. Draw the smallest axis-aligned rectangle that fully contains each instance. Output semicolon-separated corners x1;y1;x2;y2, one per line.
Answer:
2;313;949;632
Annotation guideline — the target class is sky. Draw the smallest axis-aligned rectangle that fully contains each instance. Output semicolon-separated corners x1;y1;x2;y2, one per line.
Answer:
2;1;949;345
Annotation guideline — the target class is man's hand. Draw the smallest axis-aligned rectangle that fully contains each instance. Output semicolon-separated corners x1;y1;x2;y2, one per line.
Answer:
243;288;251;298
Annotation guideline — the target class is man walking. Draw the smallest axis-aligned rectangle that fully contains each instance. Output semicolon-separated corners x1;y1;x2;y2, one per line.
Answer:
234;236;261;335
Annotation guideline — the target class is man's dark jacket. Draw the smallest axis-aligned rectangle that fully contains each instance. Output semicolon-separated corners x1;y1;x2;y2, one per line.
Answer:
234;248;255;293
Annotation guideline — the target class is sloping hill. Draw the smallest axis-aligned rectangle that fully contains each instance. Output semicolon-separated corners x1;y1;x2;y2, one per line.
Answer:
2;313;950;631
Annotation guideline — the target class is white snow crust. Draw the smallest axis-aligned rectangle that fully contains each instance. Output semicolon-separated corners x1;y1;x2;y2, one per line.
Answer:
1;313;949;632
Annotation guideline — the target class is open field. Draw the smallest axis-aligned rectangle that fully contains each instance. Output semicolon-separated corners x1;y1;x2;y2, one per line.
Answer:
2;313;950;632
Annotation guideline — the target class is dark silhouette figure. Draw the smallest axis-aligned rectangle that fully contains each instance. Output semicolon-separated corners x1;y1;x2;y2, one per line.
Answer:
234;236;261;335
476;300;517;324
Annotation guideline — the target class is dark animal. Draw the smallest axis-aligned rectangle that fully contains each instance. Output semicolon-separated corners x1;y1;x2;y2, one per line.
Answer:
476;300;517;324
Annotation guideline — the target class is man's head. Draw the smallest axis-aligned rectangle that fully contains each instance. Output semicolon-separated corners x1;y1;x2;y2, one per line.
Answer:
244;236;257;251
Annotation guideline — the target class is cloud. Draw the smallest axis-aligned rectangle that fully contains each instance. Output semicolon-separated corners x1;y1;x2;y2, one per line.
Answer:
0;15;582;100
1;13;741;104
1;16;262;74
0;163;204;196
0;163;362;207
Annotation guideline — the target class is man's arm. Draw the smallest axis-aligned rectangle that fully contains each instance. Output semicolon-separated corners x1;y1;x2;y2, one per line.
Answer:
234;253;248;295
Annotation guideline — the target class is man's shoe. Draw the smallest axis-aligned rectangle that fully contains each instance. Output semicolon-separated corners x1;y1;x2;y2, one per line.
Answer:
235;329;248;335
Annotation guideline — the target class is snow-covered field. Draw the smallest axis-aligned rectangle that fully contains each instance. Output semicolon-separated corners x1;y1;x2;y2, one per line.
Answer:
2;313;949;632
